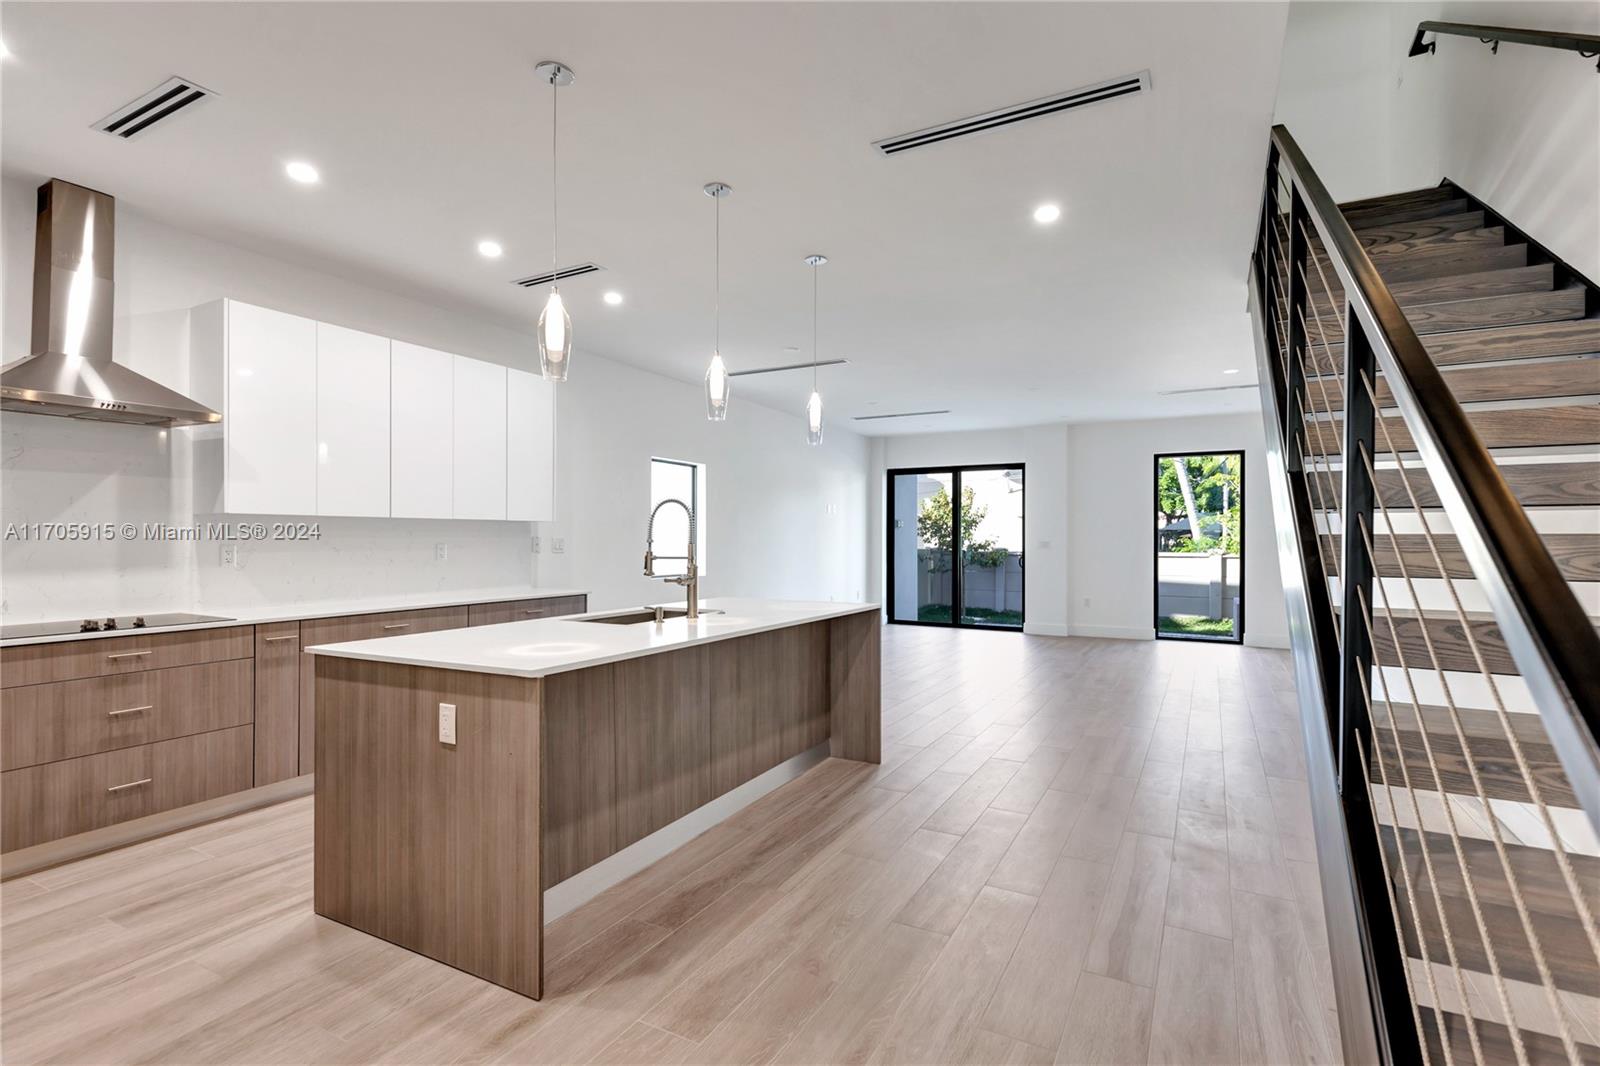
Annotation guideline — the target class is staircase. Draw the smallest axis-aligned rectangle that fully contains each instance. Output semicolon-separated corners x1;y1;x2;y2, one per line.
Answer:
1250;128;1600;1066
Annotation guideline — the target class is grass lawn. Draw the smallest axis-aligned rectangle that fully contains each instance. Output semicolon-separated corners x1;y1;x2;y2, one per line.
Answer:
1158;614;1236;638
917;605;1024;627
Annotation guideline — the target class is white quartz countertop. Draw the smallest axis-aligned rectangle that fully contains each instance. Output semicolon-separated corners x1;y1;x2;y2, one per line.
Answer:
306;598;881;679
0;588;590;647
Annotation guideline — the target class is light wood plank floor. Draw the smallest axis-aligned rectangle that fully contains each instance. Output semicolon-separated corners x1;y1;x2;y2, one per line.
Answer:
1;627;1343;1064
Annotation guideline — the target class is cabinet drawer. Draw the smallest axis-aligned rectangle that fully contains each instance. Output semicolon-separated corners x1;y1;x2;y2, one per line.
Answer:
299;605;471;646
1;626;254;689
2;725;254;852
1;658;254;771
468;596;588;627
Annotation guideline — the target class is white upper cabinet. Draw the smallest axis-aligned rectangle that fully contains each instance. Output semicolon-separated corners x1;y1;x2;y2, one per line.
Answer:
316;323;390;518
506;367;555;522
390;340;454;520
452;356;508;520
192;299;548;522
221;301;318;516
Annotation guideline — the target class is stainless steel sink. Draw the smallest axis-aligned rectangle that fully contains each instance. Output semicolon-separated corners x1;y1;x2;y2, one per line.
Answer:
577;608;722;626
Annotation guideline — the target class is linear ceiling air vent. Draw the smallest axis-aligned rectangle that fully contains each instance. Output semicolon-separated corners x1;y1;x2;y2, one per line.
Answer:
853;409;951;421
93;76;216;140
1158;383;1258;396
872;71;1150;157
512;263;604;288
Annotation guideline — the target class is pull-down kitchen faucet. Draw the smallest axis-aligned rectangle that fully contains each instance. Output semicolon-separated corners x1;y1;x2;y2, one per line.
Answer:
643;497;699;620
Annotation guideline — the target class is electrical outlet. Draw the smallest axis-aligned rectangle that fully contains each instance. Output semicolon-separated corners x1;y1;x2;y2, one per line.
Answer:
438;702;457;745
221;544;238;568
532;535;541;554
552;537;566;554
435;543;448;562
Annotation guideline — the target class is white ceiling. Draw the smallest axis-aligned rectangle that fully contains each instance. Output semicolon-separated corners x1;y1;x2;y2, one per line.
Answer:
0;2;1288;435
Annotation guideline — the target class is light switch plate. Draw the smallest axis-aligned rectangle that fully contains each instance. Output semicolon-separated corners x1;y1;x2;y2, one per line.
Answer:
439;702;457;745
552;537;566;554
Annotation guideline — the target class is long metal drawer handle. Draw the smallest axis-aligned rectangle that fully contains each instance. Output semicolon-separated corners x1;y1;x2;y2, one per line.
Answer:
262;635;297;643
106;778;152;793
382;622;411;630
107;705;153;718
106;650;152;661
522;609;540;615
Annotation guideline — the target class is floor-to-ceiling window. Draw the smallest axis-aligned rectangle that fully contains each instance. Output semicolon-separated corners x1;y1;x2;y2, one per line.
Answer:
1153;452;1244;643
887;465;1024;631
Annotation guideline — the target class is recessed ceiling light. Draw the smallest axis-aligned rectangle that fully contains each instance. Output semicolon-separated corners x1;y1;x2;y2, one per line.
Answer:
1032;203;1062;224
477;239;504;259
284;161;320;185
602;291;623;306
1223;368;1240;375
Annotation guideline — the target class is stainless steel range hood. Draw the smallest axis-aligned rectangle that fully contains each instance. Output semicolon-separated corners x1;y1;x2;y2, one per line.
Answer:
0;179;220;427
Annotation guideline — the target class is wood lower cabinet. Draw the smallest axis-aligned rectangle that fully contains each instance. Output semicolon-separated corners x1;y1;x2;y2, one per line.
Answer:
468;595;587;627
1;725;254;852
0;626;255;689
253;623;301;786
297;605;472;774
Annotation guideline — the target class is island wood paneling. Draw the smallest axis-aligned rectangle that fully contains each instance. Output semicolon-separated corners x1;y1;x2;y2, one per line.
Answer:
312;657;542;999
829;610;881;763
297;605;470;774
614;646;711;849
252;622;300;786
542;665;617;888
709;623;829;800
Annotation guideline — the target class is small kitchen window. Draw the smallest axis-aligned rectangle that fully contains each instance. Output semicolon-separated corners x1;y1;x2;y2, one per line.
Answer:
649;457;707;577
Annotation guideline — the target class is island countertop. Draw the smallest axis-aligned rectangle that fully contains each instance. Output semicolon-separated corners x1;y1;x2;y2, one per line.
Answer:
304;597;880;678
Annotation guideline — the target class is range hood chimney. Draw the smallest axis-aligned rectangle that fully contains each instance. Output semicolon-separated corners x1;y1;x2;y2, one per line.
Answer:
0;179;220;427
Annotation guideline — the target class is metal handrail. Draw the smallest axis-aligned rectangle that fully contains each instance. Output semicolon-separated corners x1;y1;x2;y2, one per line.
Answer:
1266;124;1600;829
1409;20;1600;70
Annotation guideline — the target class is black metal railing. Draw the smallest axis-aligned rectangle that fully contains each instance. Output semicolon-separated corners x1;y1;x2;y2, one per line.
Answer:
1249;124;1600;1066
1409;20;1600;71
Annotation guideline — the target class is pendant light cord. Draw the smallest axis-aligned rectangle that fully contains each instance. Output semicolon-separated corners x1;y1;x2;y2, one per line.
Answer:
550;71;559;291
714;194;721;354
811;264;818;390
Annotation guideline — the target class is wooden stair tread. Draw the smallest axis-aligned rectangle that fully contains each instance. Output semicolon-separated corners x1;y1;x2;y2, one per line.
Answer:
1383;826;1600;917
1322;532;1600;582
1293;287;1586;342
1309;462;1600;509
1305;404;1600;455
1305;318;1600;375
1378;243;1530;284
1353;211;1488;247
1369;711;1577;807
1365;608;1600;674
1303;359;1600;412
1419;1008;1600;1066
1312;263;1556;313
1339;185;1459;213
1370;702;1555;749
1341;196;1475;230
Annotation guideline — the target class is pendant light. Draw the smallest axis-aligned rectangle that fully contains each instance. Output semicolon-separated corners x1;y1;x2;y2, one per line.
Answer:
535;60;575;381
804;254;827;445
703;182;732;421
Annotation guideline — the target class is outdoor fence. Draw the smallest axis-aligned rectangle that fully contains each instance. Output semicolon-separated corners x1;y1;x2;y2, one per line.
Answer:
1156;552;1241;621
916;550;1024;614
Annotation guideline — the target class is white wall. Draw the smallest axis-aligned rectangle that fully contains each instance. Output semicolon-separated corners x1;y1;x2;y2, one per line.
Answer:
869;425;1072;637
1068;412;1287;648
1274;1;1600;279
0;178;870;621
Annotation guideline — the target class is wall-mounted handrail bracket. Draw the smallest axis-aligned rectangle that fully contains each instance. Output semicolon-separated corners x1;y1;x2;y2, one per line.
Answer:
1410;19;1600;69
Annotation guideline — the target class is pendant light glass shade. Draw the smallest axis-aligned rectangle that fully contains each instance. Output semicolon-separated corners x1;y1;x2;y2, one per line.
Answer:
535;60;575;382
705;351;730;421
806;389;823;444
538;290;572;381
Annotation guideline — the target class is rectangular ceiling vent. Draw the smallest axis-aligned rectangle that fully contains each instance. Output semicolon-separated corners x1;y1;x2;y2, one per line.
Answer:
872;70;1150;157
512;263;604;288
93;76;216;140
853;409;951;421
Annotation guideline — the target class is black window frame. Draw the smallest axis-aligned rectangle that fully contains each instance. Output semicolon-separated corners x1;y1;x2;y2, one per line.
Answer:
1152;450;1246;645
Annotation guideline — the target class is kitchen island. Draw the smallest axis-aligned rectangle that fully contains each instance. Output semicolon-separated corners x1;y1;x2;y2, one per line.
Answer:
306;598;880;999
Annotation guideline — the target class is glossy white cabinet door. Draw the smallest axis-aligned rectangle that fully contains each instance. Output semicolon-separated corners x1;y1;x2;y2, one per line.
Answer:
452;357;508;520
225;301;317;515
390;341;454;519
505;368;555;522
316;323;390;517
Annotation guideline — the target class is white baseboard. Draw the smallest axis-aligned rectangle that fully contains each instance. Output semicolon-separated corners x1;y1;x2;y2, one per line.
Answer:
543;742;829;923
1245;633;1291;650
1068;624;1155;641
1022;621;1071;637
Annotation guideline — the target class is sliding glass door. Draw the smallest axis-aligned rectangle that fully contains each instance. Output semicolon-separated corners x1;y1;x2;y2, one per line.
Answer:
887;465;1024;630
1154;452;1244;643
